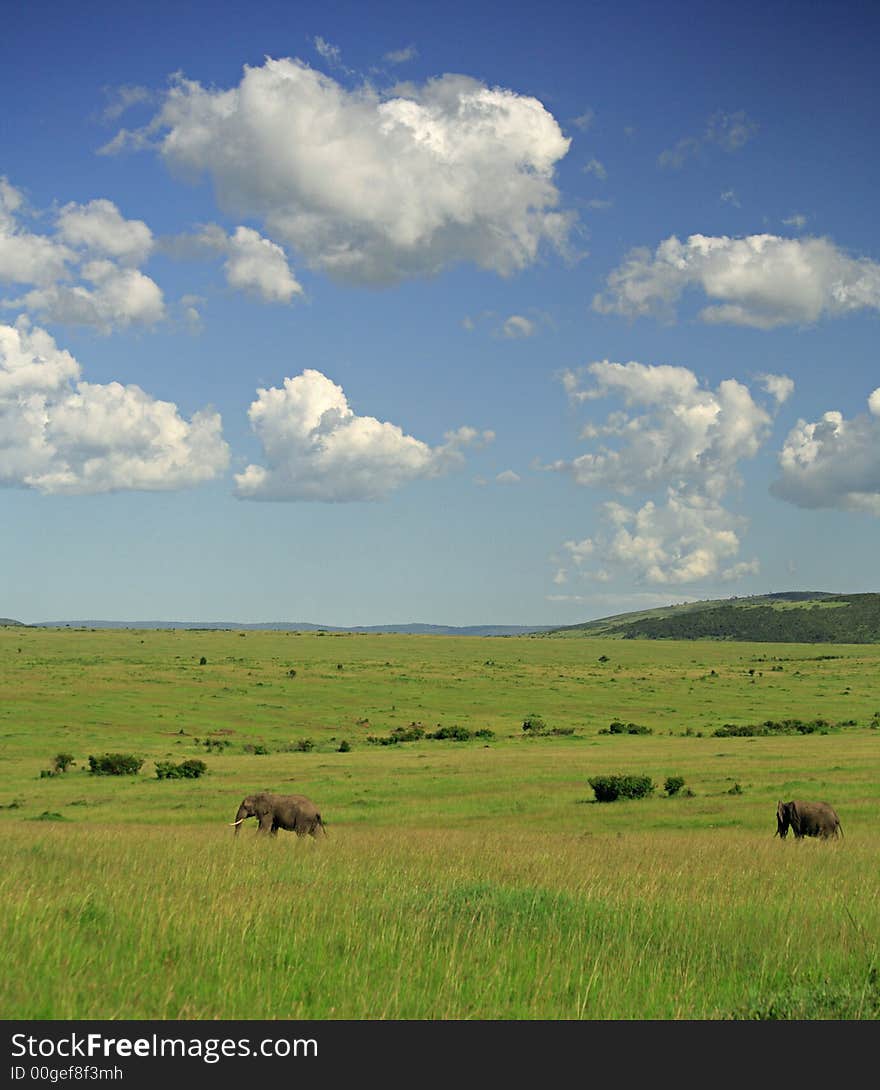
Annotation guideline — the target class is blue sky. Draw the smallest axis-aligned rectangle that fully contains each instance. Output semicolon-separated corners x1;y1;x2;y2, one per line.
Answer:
2;0;879;625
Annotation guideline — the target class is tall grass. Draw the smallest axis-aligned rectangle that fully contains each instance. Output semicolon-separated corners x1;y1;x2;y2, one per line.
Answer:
1;824;876;1020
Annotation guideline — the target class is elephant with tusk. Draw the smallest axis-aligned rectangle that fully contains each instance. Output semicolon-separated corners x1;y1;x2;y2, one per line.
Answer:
231;791;327;838
776;799;843;840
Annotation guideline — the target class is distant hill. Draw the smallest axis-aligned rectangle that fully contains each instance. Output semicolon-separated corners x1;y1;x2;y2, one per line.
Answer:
547;592;880;642
31;619;550;637
0;618;24;626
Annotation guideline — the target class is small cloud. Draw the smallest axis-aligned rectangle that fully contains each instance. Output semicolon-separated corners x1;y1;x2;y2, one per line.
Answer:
501;315;535;339
757;372;794;405
100;84;153;123
384;44;417;64
586;199;613;211
720;189;741;208
659;110;758;170
571;108;595;131
496;469;521;484
313;36;343;67
583;158;607;180
783;213;807;229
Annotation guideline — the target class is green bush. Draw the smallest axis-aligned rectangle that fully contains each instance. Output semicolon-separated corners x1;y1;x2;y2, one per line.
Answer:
53;753;76;773
367;723;426;745
337;739;351;752
664;775;686;796
713;718;828;737
295;738;315;752
601;720;653;736
155;758;208;780
522;714;546;733
429;724;472;741
588;774;655;802
88;753;144;776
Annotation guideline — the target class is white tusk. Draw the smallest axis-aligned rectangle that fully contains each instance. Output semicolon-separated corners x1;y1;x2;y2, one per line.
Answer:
229;818;245;826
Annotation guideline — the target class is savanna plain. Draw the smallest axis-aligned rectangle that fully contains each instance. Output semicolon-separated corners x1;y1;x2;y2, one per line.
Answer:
1;625;878;1020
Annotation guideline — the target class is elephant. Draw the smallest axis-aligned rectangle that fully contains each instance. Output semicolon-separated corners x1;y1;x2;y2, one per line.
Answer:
776;799;843;840
230;792;326;838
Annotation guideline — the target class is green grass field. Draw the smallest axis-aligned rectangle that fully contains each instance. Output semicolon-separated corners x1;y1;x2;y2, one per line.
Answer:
2;626;878;1019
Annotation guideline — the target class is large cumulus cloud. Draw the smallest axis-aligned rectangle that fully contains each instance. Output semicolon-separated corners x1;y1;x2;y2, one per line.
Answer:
235;368;491;501
593;233;880;328
549;360;787;585
0;181;164;333
770;388;880;514
0;320;228;493
110;58;573;284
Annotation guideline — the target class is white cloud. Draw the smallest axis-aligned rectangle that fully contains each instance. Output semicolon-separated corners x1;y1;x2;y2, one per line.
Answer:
0;180;164;333
234;369;490;501
55;199;153;265
571;108;595;131
384;45;417;64
565;490;754;585
757;372;794;404
194;224;302;303
783;213;807;229
771;390;880;514
101;84;152;122
118;58;573;284
720;189;740;208
583;158;607;180
550;360;779;585
0;320;228;493
554;360;772;499
496;469;520;484
594;233;880;328
313;36;344;67
659;110;758;169
501;315;535;339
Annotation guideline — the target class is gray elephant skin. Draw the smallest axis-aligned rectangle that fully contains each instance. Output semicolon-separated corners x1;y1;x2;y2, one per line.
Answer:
776;799;842;840
231;792;327;838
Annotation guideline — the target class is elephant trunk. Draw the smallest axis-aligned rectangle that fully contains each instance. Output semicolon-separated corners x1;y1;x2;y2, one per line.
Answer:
231;805;248;834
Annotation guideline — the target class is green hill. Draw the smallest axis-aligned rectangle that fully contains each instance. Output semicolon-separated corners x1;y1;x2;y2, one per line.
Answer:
548;592;880;642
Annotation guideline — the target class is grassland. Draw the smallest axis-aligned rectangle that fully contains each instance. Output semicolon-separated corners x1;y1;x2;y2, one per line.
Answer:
1;625;878;1019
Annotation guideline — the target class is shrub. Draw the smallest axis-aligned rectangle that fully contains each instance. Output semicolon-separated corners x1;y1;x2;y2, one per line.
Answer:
367;723;426;745
53;753;76;773
713;718;828;737
243;743;270;754
295;738;315;752
588;774;655;802
337;739;351;752
88;753;144;776
199;656;207;665
522;714;546;733
601;720;653;736
474;728;495;739
155;758;208;780
665;775;686;796
429;725;472;741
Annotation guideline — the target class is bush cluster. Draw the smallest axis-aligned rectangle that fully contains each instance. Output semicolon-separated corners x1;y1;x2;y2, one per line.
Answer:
367;722;494;745
588;774;655;802
713;718;829;737
88;753;144;776
521;714;575;737
599;720;653;736
155;758;208;780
